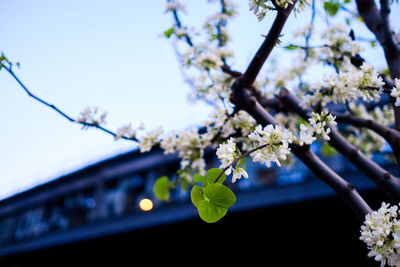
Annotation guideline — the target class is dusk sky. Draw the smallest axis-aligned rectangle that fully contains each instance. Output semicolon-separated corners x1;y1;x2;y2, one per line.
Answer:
0;0;397;200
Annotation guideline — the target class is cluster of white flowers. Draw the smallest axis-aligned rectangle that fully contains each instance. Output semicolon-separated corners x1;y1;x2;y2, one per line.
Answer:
183;45;232;71
390;79;400;107
186;71;234;103
308;110;337;141
248;124;295;167
161;128;211;176
294;0;311;13
77;106;107;126
248;0;300;20
115;123;136;140
275;0;294;8
346;125;386;156
213;115;339;182
319;24;363;67
360;202;400;267
138;127;163;153
223;110;257;138
115;123;145;140
298;123;317;146
302;62;384;108
371;104;395;127
216;137;249;183
248;0;270;21
165;0;186;13
217;137;249;183
216;137;236;172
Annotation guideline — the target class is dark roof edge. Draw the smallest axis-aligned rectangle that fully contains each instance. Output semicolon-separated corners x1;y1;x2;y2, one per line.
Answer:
0;147;149;205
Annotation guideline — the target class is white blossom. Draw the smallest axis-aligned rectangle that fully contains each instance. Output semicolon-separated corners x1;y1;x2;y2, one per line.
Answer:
160;128;210;175
165;1;186;13
77;106;107;126
391;79;400;107
360;203;400;267
182;45;231;71
320;24;363;66
232;166;248;183
115;123;136;140
248;0;270;21
139;127;163;153
248;124;294;168
216;137;237;175
307;111;336;141
215;138;249;183
298;123;316;146
275;0;294;8
304;62;384;108
248;0;299;20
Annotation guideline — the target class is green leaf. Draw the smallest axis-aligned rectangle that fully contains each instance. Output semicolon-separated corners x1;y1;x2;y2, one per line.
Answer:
284;45;298;50
193;174;207;184
321;143;337;156
197;200;227;223
381;68;391;77
323;1;341;17
153;176;170;201
206;168;226;184
163;27;175;38
191;185;204;207
204;183;236;209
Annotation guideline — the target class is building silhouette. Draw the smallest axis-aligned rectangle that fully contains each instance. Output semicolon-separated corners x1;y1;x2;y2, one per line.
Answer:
0;145;392;266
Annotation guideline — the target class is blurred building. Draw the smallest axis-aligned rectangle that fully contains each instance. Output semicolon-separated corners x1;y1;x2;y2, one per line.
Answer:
0;145;393;266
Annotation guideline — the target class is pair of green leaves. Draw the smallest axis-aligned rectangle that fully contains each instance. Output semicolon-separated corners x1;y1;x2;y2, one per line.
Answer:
191;168;236;223
153;168;237;223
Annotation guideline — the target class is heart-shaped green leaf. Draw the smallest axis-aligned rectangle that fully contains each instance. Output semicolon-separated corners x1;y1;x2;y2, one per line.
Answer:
197;200;227;223
206;168;226;184
191;185;204;207
193;174;207;184
204;183;236;209
153;176;170;201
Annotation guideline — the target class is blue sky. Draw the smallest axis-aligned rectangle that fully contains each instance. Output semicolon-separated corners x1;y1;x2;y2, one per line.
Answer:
0;0;398;200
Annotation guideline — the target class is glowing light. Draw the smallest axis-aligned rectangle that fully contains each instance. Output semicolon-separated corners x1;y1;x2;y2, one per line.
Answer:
139;198;153;211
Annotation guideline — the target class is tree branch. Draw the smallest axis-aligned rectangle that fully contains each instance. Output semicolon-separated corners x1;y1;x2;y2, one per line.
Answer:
239;2;297;87
230;81;372;220
3;64;138;142
167;0;194;47
355;0;400;130
277;88;400;202
333;111;400;151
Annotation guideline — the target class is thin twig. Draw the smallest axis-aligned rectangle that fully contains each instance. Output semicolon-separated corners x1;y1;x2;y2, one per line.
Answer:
3;63;138;142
